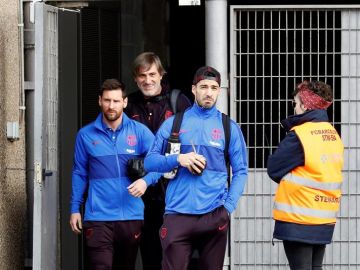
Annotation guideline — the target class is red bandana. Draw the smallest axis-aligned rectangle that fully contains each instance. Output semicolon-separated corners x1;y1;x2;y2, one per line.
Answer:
298;83;332;110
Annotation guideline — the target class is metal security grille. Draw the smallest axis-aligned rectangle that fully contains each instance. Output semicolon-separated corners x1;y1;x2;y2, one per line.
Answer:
229;5;360;269
46;9;58;172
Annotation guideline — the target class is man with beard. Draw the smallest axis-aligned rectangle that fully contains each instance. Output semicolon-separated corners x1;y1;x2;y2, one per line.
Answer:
144;66;248;270
69;79;160;270
125;52;191;270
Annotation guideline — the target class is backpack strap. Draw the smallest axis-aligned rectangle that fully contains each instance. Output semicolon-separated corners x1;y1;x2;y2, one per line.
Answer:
222;113;231;186
170;110;185;135
171;112;229;156
169;89;182;114
170;112;229;182
222;113;231;164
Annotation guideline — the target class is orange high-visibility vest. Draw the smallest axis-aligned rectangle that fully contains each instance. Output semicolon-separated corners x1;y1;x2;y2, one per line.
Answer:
273;122;344;225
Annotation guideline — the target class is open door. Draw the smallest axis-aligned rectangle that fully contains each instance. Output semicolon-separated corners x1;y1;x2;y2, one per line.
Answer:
32;2;79;269
33;2;59;269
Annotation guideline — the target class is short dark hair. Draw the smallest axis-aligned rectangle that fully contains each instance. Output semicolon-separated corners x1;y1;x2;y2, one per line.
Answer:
99;79;126;97
293;80;333;102
132;52;166;77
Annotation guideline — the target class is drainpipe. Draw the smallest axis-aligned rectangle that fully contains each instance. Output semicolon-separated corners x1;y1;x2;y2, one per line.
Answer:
205;0;228;114
18;0;25;125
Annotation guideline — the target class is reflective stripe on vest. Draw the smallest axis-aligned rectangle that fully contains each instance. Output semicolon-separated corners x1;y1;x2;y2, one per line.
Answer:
283;172;342;191
274;201;338;219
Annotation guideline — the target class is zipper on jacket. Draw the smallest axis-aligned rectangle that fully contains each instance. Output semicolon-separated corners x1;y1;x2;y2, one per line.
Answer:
113;136;124;219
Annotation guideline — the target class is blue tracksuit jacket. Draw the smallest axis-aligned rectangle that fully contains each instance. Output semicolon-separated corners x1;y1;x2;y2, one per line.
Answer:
144;103;248;215
71;113;161;221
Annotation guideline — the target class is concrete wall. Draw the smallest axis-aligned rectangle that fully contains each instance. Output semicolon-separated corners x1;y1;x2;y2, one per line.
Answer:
0;0;27;269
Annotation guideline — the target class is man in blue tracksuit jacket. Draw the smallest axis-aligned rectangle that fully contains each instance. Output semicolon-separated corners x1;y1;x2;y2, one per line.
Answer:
69;79;160;270
144;66;248;270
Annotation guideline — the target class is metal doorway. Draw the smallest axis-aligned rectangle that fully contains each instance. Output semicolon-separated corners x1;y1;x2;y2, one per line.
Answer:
230;5;360;269
32;2;80;269
33;3;59;269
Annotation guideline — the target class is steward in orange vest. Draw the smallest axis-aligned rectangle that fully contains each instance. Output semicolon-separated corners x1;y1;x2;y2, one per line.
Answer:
267;80;344;270
269;110;344;242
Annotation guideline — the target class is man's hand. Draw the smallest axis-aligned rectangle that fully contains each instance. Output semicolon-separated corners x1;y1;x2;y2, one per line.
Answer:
128;179;147;197
70;213;82;234
177;152;207;175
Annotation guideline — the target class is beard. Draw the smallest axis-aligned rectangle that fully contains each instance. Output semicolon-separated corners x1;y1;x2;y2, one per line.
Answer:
141;89;158;97
139;84;162;97
103;110;121;122
197;97;215;109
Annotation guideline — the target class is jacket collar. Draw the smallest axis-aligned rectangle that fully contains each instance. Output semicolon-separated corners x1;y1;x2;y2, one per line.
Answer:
135;87;168;104
281;109;329;132
93;112;130;132
190;102;218;118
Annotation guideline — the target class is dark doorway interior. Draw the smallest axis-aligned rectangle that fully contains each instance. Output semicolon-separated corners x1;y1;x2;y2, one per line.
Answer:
58;8;81;270
168;1;205;100
79;1;205;126
60;1;205;269
80;5;122;126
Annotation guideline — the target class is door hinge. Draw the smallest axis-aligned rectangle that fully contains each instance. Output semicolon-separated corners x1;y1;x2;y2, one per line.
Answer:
34;162;54;188
34;161;42;187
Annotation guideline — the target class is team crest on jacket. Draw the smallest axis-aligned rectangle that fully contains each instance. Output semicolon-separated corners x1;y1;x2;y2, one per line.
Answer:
160;227;167;239
92;140;101;146
165;110;173;120
211;128;222;140
127;135;137;146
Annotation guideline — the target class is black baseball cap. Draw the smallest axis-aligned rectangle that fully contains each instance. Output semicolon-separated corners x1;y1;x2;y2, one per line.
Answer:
192;66;221;86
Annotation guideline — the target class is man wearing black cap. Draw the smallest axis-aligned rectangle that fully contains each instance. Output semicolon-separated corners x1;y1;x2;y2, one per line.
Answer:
144;66;248;270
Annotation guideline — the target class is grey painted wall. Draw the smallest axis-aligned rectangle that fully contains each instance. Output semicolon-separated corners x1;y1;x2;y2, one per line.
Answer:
0;0;27;269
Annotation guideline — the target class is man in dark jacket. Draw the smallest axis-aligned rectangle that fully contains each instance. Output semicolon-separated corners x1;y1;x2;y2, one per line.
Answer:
125;52;191;270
